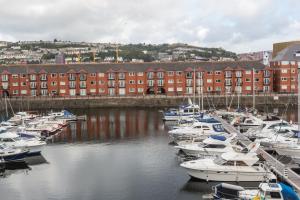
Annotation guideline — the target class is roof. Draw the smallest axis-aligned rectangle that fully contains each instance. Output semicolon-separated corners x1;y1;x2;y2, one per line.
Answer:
272;43;300;62
0;61;266;74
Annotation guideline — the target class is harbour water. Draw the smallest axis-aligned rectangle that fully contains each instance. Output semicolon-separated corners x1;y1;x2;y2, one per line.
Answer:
0;107;297;200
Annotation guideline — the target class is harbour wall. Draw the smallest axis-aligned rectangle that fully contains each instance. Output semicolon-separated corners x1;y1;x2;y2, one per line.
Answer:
0;94;297;111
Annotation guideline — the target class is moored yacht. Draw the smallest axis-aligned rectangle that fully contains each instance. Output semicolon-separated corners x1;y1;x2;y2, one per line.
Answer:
180;143;276;182
175;134;240;157
169;118;227;141
0;143;29;162
0;132;46;154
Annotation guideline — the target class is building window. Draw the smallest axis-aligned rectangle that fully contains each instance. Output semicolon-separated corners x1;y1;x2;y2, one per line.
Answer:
245;70;251;75
108;80;115;87
281;69;288;73
197;72;203;78
99;80;105;85
69;89;76;96
176;71;182;76
51;73;57;78
291;69;296;73
235;71;242;77
137;80;143;84
12;82;19;86
69;81;76;88
186;72;193;79
41;82;47;88
69;74;76;80
186;79;193;86
137;72;143;76
90;89;96;93
118;73;125;79
207;71;213;75
177;79;182;84
12;74;18;78
264;78;270;85
167;71;174;76
80;81;86;88
215;79;221;83
41;89;48;96
225;71;232;78
246;86;251;91
168;87;174;92
255;78;259;82
60;89;66;94
51;82;57;86
21;74;26;78
108;73;115;80
129;88;135;93
79;74;87;81
147;80;154;87
129;72;135;76
281;77;287;81
59;73;65;77
98;73;105;77
80;89;86;96
264;70;270;77
30;74;36;81
225;79;232;85
30;82;37;89
99;88;105;93
1;74;8;81
246;78;251;82
119;80;125;87
207;79;212;83
215;71;221;75
129;80;135;84
90;73;96;77
90;81;95;85
147;72;154;79
157;72;164;79
138;88;144;93
13;90;19;95
21;82;26;86
177;87;183;92
157;80;164;86
60;81;66;86
40;74;47;81
21;90;27;95
168;79;174;84
30;90;37;96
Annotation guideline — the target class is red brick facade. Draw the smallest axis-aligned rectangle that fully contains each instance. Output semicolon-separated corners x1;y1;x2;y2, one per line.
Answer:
0;62;273;97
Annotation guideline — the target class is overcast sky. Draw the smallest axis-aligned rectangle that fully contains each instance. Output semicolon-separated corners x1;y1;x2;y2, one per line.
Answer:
0;0;299;53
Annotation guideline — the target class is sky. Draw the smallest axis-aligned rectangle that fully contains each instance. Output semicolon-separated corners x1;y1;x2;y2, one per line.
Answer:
0;0;299;53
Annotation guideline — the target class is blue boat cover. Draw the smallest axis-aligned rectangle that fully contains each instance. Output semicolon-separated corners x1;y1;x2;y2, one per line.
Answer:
210;135;226;141
63;110;74;116
279;182;300;200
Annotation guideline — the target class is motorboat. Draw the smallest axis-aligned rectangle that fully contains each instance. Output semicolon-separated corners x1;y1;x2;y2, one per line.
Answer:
0;132;46;154
162;103;200;121
0;143;29;162
244;120;297;141
175;134;240;157
212;182;299;200
169;118;227;141
48;110;77;121
8;112;38;125
180;143;276;182
231;115;263;131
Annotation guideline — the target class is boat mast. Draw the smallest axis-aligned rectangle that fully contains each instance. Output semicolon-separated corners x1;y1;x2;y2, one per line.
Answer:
193;68;196;120
252;68;255;110
4;95;8;118
298;65;300;133
201;72;204;111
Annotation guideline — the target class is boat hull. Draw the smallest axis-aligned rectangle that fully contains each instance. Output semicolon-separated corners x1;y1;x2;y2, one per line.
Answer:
185;168;275;182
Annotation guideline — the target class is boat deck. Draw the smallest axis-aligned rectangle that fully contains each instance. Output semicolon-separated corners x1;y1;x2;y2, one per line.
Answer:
214;115;300;193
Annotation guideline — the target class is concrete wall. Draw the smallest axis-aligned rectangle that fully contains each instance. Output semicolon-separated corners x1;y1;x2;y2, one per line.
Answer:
0;94;297;111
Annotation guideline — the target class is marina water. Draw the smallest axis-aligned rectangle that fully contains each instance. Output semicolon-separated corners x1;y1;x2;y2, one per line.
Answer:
0;107;296;200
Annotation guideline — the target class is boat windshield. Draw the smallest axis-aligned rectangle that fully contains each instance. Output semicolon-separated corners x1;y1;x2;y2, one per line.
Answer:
213;124;225;132
214;157;226;165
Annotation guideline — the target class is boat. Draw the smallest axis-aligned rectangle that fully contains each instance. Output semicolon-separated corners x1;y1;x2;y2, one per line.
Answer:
180;143;276;182
169;118;227;141
162;101;200;121
48;110;77;121
212;182;299;200
0;132;46;154
0;143;29;162
175;134;240;157
8;112;38;125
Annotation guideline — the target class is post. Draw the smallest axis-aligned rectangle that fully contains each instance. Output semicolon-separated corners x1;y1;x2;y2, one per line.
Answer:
252;68;255;109
298;66;300;132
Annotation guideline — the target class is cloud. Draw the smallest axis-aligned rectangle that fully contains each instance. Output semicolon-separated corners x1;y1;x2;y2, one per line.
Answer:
0;0;299;52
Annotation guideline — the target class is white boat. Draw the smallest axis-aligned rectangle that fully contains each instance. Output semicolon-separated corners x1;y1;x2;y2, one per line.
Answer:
169;118;227;141
175;134;240;157
8;112;38;125
0;132;46;154
0;143;29;162
162;103;200;121
180;143;276;182
48;110;77;121
213;182;293;200
244;120;297;140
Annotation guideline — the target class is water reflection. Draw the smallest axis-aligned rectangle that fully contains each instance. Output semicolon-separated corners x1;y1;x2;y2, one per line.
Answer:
51;108;165;143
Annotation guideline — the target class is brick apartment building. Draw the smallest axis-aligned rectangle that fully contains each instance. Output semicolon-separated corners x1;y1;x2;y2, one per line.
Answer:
0;61;272;97
271;43;300;93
